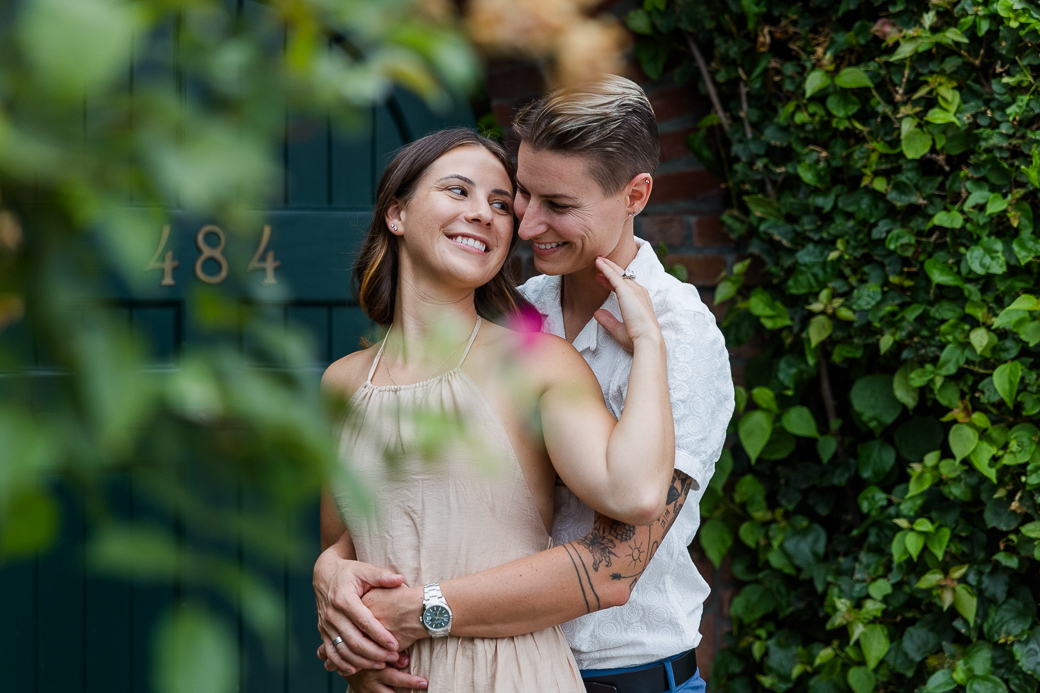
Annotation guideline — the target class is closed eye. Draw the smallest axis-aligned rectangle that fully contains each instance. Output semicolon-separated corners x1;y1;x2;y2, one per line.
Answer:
548;201;570;212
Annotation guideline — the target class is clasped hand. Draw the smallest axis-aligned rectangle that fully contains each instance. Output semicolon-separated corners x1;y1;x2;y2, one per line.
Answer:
313;549;428;690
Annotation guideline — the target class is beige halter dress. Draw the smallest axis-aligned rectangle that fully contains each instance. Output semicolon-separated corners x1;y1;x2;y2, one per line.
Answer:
333;318;584;693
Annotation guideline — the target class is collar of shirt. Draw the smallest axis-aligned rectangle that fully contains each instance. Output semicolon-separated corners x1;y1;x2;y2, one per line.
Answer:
527;237;667;353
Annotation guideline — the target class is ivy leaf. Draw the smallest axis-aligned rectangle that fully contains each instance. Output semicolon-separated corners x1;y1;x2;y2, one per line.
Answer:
993;361;1022;408
893;363;919;411
861;624;890;670
966;675;1009;693
826;91;861;118
970;441;998;483
954;584;977;625
969;327;992;355
949;424;979;462
625;9;654;34
835;67;873;88
858;440;896;482
805;69;831;97
1014;628;1040;680
902;127;933;159
985;193;1009;216
748;288;792;328
925;526;950;559
923;670;958;693
848;666;876;693
817;435;838;464
851;375;903;434
751;386;778;412
730;583;775;623
782;405;820;438
743;195;782;219
1013;232;1040;264
739;410;774;464
868;579;893;600
924;257;963;286
966;238;1007;275
808;314;833;347
699;518;733;568
890;38;923;60
905;530;925;560
930;210;964;228
925;108;959;124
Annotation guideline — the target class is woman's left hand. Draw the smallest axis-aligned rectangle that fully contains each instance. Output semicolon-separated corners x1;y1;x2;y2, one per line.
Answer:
593;256;663;352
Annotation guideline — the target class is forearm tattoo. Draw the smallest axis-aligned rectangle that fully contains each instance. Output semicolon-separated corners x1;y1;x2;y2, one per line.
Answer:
563;470;696;614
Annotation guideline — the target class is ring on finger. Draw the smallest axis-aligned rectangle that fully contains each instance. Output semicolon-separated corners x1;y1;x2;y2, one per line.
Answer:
332;636;344;647
622;269;636;280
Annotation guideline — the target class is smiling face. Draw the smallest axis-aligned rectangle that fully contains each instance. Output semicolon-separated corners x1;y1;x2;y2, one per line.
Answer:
514;142;633;276
388;145;516;293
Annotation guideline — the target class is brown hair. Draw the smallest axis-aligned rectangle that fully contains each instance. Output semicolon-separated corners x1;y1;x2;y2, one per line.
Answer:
512;74;659;194
352;128;530;326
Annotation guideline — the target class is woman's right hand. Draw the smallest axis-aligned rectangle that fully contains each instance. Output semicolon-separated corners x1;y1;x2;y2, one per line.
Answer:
313;548;406;672
592;256;663;353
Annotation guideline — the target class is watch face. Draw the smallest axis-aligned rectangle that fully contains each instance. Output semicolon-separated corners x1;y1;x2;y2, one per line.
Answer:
423;605;451;630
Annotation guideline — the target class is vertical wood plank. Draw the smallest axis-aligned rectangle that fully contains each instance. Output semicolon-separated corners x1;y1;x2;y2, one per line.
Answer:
330;111;374;210
287;306;331;365
130;472;178;693
287;118;331;208
238;485;288;693
374;103;406;179
287;500;329;693
37;482;85;693
132;304;180;364
0;556;37;693
85;474;132;693
331;306;371;360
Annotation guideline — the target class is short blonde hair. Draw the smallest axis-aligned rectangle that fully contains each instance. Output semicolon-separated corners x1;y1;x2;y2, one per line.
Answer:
513;75;659;194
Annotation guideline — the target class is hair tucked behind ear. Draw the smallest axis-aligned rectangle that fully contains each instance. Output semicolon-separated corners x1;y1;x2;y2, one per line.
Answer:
352;128;532;327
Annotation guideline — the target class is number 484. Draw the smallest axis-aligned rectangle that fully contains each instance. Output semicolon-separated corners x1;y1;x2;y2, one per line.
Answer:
144;224;281;286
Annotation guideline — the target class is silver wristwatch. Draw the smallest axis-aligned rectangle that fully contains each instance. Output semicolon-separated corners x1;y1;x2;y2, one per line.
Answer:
420;583;452;638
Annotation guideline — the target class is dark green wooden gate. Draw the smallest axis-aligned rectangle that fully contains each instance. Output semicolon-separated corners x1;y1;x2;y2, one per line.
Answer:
0;14;474;690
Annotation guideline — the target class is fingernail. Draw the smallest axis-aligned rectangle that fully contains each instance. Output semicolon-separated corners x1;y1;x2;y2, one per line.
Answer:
418;682;428;689
374;663;385;670
386;642;397;650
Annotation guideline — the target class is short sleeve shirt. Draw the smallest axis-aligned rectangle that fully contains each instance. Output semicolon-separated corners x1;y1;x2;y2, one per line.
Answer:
518;237;735;670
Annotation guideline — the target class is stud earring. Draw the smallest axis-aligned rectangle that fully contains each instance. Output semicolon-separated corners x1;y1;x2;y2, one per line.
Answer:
644;178;650;184
390;224;398;231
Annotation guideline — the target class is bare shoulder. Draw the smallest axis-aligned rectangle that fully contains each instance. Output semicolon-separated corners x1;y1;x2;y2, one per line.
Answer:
483;321;593;391
321;346;378;399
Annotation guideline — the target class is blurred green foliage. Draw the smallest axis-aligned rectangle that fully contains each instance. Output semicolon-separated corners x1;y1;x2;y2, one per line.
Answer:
628;1;1040;693
0;0;479;688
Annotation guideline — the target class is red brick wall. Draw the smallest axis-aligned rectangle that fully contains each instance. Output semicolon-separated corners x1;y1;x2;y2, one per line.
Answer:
484;55;741;685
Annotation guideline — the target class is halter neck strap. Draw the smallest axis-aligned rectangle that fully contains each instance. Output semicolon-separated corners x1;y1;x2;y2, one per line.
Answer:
366;324;392;384
457;317;482;369
366;316;482;385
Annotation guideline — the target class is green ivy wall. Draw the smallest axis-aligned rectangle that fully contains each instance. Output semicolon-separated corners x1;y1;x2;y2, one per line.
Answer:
626;1;1040;693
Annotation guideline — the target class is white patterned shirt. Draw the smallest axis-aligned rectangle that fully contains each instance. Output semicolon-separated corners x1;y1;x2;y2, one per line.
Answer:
518;237;734;670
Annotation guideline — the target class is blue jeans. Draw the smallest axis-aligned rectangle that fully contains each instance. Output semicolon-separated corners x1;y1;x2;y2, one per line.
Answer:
580;652;706;693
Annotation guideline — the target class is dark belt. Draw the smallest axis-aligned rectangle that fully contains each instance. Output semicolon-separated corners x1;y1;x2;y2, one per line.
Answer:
582;649;698;693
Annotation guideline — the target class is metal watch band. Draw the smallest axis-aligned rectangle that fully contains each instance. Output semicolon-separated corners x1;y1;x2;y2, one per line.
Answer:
423;583;443;602
421;583;452;638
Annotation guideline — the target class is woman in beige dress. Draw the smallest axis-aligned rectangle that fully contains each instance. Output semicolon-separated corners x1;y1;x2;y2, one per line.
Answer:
319;128;674;692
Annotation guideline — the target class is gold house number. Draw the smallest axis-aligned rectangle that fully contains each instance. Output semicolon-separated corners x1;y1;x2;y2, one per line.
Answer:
144;224;281;286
